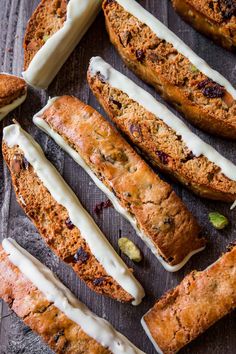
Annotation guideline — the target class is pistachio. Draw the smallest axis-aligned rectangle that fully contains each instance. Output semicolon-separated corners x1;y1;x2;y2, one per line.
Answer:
118;237;142;262
209;212;229;230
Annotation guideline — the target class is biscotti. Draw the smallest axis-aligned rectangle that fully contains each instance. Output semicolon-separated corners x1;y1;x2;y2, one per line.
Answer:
0;73;27;121
88;57;236;202
33;95;205;272
0;238;145;354
103;0;236;138
23;0;102;89
142;242;236;354
2;123;144;305
172;0;236;51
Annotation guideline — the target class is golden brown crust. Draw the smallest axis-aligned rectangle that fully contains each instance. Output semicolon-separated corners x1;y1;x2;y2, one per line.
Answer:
172;0;236;51
88;71;236;202
23;0;67;70
102;0;236;139
143;244;236;354
37;95;205;266
0;74;27;108
0;245;111;354
2;142;133;303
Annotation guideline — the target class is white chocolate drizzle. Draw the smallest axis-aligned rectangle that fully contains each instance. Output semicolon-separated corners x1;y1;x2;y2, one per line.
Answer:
89;57;236;183
0;88;26;122
141;314;163;354
2;238;145;354
3;124;145;305
22;0;102;89
33;98;205;272
115;0;236;99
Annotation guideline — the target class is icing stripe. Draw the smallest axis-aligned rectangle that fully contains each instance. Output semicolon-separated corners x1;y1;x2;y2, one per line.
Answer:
3;124;145;305
89;57;236;182
33;98;205;272
22;0;102;89
141;315;163;354
114;0;236;99
2;238;145;354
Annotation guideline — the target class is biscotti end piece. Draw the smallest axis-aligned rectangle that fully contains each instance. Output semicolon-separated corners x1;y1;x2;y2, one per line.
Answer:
87;57;236;203
0;239;145;354
142;243;236;353
2;124;144;305
172;0;236;51
23;0;67;70
34;95;206;271
102;0;236;139
0;74;27;121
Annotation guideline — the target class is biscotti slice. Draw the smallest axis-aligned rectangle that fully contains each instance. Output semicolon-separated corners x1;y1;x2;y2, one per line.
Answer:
141;242;236;354
103;0;236;138
23;0;102;89
172;0;236;51
33;96;205;272
0;73;27;121
2;124;144;305
0;238;145;354
88;57;236;203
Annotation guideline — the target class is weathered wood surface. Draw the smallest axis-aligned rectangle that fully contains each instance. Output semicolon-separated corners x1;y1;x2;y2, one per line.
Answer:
0;0;236;353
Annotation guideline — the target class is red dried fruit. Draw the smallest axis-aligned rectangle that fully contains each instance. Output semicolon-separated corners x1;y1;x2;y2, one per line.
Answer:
65;217;74;230
156;151;169;165
130;123;141;138
94;199;112;216
197;79;225;98
136;49;145;62
74;247;89;263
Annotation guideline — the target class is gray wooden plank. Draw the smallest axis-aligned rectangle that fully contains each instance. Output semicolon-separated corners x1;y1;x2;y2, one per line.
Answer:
0;0;236;353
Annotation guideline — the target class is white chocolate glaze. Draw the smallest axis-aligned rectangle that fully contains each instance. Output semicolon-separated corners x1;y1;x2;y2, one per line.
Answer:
89;57;236;183
2;238;145;354
22;0;102;89
115;0;236;99
3;124;144;305
33;98;205;272
141;314;163;354
0;93;27;121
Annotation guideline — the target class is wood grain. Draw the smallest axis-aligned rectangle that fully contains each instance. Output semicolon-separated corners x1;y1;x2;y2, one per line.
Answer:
0;1;236;353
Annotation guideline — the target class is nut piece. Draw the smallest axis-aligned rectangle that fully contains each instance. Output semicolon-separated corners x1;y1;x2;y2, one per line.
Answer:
118;237;142;262
209;212;229;230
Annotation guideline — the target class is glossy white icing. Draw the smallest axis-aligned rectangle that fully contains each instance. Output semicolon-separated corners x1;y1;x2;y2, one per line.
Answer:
22;0;102;89
141;315;163;354
3;124;145;305
33;98;205;272
115;0;236;99
89;57;236;183
0;93;27;121
2;238;146;354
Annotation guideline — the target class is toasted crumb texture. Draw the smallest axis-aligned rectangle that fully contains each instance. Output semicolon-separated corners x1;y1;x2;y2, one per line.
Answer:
0;74;27;108
0;246;111;354
143;244;236;354
102;0;236;138
24;0;67;70
88;72;236;202
2;143;133;303
38;95;205;266
172;0;236;51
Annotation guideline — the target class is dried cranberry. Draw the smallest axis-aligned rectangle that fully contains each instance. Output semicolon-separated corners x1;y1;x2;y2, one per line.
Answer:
93;277;105;286
156;151;169;165
136;49;145;62
197;79;225;98
109;97;122;110
94;200;112;217
130;123;141;138
97;72;106;84
65;217;74;230
74;247;89;263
